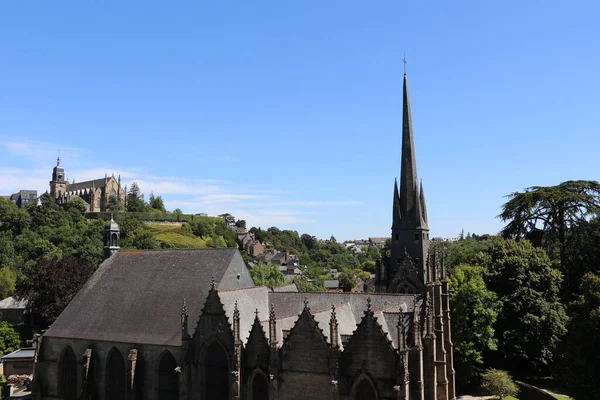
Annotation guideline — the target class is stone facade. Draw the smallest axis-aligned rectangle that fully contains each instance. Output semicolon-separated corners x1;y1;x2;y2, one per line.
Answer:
49;157;126;212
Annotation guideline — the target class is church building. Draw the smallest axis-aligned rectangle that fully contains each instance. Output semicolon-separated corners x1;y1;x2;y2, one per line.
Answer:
34;73;455;400
49;157;126;212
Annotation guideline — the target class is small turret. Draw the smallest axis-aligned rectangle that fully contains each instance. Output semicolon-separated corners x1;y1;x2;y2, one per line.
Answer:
103;215;120;260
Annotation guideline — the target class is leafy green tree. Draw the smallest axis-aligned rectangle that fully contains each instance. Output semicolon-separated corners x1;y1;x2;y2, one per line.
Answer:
107;195;125;212
190;218;214;238
249;262;286;288
148;192;166;213
0;267;16;299
449;264;500;389
0;321;22;356
480;369;518;400
559;273;600;399
126;182;146;212
339;271;358;291
218;213;236;226
499;180;600;296
16;255;96;329
482;239;567;377
235;219;247;229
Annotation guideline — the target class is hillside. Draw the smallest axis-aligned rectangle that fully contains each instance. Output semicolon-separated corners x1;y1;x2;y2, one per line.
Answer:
147;224;207;248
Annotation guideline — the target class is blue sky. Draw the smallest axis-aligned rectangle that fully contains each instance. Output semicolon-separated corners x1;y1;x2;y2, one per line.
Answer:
1;1;599;240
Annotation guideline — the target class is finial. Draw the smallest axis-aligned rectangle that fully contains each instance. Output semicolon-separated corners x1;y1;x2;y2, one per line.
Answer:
210;276;216;290
234;301;240;318
110;213;114;222
57;156;61;166
181;298;188;315
330;304;336;321
255;308;259;319
270;303;275;320
366;297;372;312
403;53;407;75
303;297;309;310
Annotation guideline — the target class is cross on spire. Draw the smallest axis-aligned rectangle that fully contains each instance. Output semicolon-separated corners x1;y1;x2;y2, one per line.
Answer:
403;53;407;75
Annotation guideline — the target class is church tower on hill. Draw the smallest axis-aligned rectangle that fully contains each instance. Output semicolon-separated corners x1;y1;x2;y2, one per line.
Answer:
382;73;431;293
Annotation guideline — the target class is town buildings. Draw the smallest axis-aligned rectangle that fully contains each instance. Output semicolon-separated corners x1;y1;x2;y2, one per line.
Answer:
0;190;38;208
34;73;455;399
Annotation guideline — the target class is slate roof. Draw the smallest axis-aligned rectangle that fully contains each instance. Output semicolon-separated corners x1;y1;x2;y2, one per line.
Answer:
265;293;420;350
268;291;417;322
45;249;253;346
66;178;107;192
271;283;299;293
1;348;35;361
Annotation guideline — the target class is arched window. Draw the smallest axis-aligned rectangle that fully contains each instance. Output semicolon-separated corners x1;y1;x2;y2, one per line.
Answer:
249;370;269;400
106;348;126;400
59;347;77;400
158;351;179;400
111;233;117;247
204;341;229;400
352;375;378;400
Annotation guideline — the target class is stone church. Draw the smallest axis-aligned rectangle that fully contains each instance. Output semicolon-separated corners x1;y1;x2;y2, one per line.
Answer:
49;157;126;212
34;73;455;400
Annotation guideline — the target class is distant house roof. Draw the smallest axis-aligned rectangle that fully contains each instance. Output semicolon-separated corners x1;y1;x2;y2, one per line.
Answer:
271;283;299;293
1;348;35;361
369;237;388;244
0;296;27;310
324;280;340;289
44;249;254;347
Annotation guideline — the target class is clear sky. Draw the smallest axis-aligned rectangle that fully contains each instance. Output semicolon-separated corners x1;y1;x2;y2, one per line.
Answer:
1;1;599;240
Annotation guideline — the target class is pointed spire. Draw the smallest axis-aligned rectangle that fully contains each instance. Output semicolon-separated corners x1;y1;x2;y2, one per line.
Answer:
269;303;277;347
396;308;407;351
233;301;241;345
420;179;428;226
330;305;339;349
399;73;418;223
181;298;188;339
393;178;402;226
412;296;422;347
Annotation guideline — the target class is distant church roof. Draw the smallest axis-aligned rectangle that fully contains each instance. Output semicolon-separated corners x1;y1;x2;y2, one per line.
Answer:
44;248;254;346
65;178;107;192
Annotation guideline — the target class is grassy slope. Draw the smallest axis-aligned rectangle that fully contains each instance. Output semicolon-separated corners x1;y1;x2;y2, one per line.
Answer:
147;224;207;248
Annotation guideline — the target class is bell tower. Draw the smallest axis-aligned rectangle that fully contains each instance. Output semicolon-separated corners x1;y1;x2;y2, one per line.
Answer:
387;73;430;290
103;216;121;260
49;157;68;200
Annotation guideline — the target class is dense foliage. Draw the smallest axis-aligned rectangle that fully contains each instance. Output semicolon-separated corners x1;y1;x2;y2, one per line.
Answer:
449;264;500;388
16;255;96;329
0;321;21;357
559;273;600;400
249;262;287;288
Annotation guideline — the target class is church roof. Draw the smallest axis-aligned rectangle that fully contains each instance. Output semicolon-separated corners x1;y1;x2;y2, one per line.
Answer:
44;248;254;346
65;178;107;192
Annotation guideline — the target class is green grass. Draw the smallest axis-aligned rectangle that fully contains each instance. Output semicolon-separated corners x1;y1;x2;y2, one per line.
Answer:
148;224;207;248
552;395;572;400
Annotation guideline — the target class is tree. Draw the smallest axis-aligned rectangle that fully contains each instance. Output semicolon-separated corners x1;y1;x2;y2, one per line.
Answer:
480;369;518;400
0;267;16;299
449;265;500;389
0;321;21;356
107;195;125;212
481;239;567;377
126;182;146;212
235;219;247;229
249;262;286;288
559;273;600;399
148;192;166;213
499;180;600;295
218;213;236;226
339;271;358;291
16;255;96;329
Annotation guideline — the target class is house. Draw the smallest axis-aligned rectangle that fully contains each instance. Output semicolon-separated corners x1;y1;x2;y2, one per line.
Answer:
368;237;388;247
1;348;35;377
0;296;27;326
1;190;38;208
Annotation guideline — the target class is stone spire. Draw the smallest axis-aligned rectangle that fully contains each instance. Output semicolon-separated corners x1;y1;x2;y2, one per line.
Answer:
388;71;431;288
399;73;417;222
181;298;189;340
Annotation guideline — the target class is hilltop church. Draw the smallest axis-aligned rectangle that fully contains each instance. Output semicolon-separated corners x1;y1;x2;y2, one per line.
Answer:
49;157;126;212
34;73;455;400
